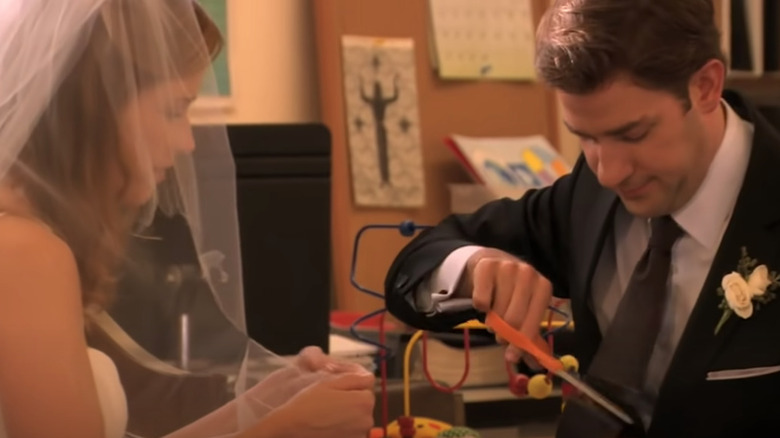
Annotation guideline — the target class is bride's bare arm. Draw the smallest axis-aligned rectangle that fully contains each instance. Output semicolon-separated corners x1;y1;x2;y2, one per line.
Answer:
163;398;288;438
163;347;373;438
0;216;105;438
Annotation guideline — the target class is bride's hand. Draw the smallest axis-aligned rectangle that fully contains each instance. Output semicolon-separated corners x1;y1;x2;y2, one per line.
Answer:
269;372;376;438
295;346;330;370
246;346;370;416
296;346;368;374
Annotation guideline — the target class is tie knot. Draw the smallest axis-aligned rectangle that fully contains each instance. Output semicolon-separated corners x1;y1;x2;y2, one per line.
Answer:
649;215;683;251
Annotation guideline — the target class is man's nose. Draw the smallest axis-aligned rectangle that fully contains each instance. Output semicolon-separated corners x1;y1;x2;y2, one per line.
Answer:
594;143;633;190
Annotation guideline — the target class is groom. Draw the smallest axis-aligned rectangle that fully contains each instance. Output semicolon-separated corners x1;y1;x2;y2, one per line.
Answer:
384;0;780;436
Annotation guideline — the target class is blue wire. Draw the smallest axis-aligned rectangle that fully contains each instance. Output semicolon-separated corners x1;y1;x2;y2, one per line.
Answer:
348;307;393;354
348;221;432;357
350;224;411;299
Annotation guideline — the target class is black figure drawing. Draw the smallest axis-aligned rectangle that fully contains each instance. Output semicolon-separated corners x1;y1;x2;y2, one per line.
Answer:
341;36;425;207
360;62;399;186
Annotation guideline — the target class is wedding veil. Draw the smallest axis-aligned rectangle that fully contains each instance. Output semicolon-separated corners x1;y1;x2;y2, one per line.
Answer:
0;1;329;436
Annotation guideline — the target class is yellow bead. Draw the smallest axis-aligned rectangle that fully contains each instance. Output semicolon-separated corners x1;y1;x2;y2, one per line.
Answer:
560;355;579;373
527;374;552;399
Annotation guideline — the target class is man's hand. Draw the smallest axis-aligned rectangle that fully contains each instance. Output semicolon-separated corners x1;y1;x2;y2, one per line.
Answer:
458;247;552;363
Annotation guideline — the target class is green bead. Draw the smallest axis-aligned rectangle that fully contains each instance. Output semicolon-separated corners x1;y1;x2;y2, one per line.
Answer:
436;426;481;438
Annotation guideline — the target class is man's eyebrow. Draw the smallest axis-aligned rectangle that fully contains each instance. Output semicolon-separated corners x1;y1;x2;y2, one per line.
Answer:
563;117;655;138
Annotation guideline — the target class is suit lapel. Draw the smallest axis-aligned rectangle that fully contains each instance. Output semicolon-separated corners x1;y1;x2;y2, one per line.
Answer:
650;92;780;433
570;166;618;368
571;168;619;301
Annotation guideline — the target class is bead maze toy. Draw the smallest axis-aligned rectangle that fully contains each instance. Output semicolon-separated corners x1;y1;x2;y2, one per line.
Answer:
348;221;581;438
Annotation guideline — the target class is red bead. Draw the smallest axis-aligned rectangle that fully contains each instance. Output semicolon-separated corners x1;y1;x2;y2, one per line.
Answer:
509;373;529;397
561;381;579;399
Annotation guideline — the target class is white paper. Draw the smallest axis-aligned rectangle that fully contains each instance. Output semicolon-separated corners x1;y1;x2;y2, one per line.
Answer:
428;0;536;80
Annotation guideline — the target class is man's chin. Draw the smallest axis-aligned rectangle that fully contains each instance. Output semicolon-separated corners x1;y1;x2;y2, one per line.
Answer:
620;197;667;218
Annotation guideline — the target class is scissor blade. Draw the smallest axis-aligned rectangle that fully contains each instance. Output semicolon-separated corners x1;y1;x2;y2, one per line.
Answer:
556;370;634;425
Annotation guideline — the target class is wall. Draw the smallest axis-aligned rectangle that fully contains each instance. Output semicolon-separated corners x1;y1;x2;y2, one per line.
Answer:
192;0;320;124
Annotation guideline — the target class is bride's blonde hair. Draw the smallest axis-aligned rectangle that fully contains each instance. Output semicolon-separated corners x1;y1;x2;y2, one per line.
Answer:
12;1;223;310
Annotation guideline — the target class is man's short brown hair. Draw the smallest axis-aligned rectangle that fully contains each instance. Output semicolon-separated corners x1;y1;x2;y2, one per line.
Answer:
535;0;726;103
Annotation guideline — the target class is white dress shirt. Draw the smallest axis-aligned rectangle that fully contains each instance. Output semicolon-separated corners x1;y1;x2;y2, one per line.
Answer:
413;101;754;403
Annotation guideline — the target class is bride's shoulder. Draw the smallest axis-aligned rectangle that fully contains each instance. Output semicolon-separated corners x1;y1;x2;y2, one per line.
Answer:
0;214;80;304
0;213;72;261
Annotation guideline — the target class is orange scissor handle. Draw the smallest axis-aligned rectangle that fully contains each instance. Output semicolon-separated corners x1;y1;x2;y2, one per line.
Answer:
485;311;563;373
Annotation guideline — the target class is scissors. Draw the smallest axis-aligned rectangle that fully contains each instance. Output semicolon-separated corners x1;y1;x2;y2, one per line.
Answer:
436;298;634;425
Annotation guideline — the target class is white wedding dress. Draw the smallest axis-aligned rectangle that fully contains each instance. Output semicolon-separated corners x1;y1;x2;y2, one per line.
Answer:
88;348;129;438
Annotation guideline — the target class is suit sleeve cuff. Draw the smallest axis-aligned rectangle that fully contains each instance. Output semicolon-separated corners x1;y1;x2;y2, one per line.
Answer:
407;245;483;313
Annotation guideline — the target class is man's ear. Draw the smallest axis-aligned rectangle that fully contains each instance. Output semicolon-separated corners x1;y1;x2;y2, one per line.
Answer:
688;59;726;114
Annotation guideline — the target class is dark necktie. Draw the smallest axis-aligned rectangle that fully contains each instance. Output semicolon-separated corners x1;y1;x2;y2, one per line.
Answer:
556;216;684;438
587;215;684;390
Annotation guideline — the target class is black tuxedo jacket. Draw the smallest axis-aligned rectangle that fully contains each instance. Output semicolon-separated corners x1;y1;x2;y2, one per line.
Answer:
385;91;780;437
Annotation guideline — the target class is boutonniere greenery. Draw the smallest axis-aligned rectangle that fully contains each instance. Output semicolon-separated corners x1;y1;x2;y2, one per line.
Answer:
715;247;780;335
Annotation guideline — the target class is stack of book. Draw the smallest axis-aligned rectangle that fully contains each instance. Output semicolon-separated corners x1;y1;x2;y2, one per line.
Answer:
412;330;509;388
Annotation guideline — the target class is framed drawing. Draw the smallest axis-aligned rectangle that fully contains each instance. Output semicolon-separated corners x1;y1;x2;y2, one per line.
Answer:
341;36;426;207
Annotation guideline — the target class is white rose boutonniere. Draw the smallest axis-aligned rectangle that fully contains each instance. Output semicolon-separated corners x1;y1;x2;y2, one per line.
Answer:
715;247;780;335
722;272;755;318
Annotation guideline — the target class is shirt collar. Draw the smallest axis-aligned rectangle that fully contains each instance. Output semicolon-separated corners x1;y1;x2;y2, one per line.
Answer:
672;100;754;249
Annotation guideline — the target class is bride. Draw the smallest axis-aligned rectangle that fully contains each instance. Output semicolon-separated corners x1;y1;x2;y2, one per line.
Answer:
0;1;374;437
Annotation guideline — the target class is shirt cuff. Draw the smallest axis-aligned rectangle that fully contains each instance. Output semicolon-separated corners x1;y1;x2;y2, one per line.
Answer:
408;245;483;313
